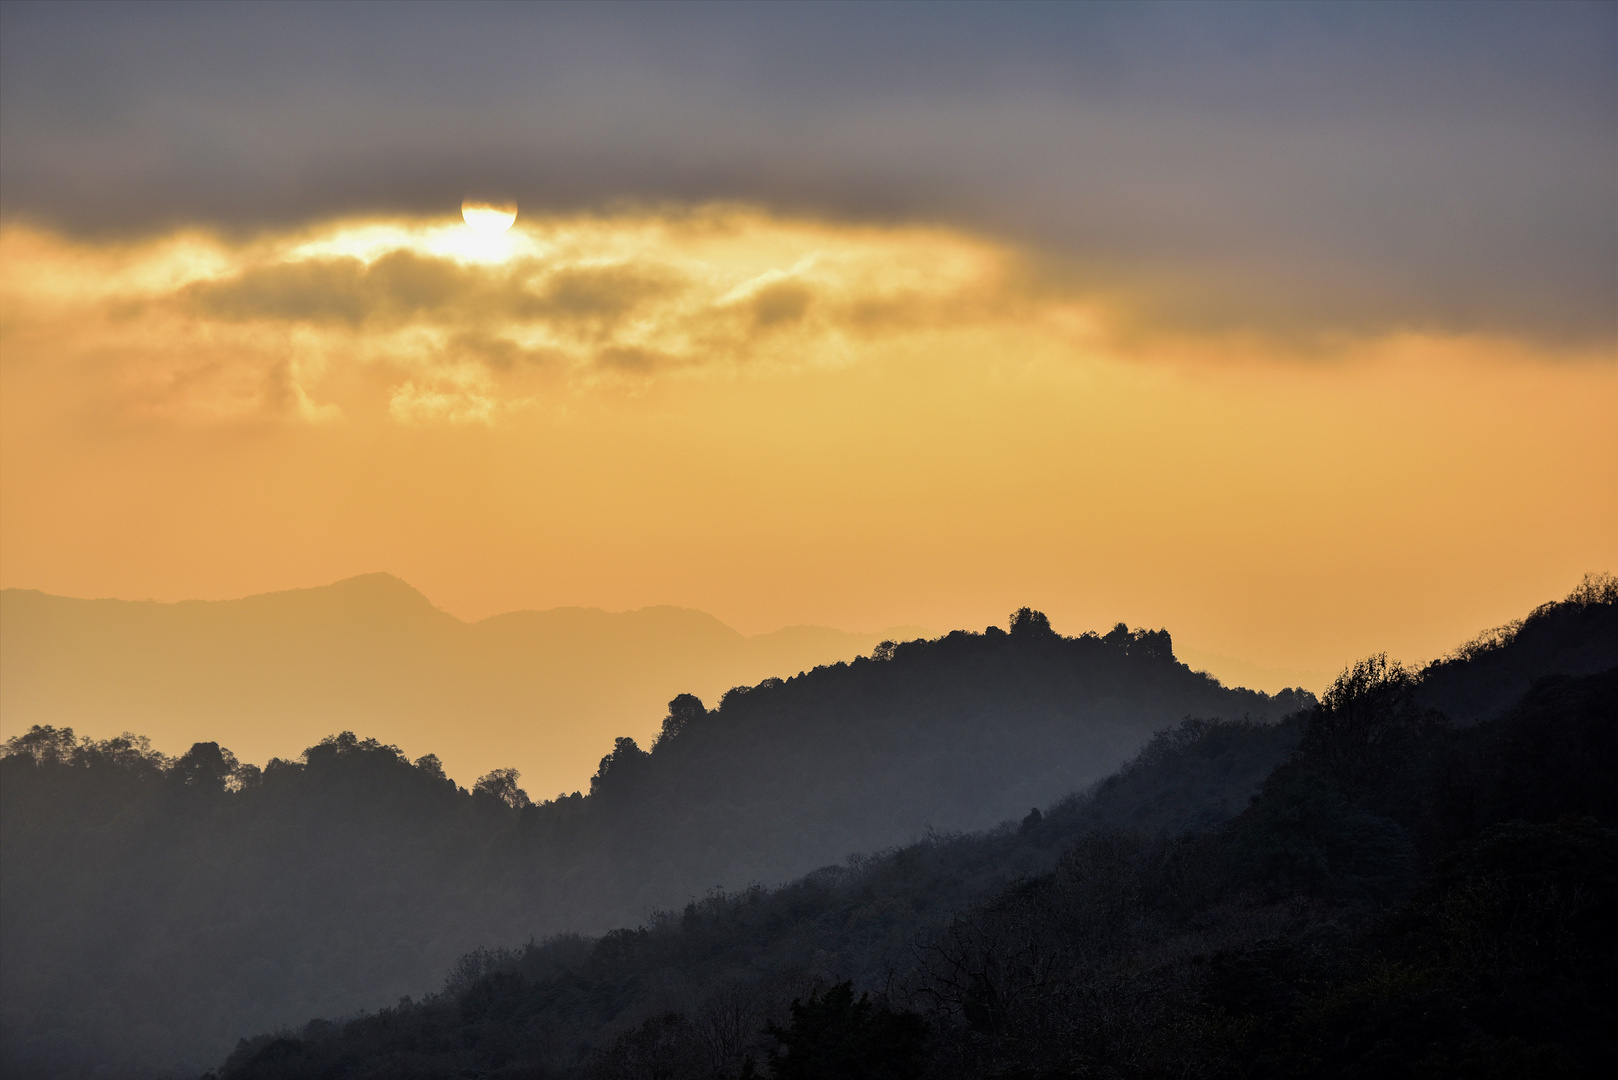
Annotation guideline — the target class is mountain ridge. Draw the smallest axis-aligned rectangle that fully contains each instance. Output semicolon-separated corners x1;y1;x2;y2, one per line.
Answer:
0;574;928;794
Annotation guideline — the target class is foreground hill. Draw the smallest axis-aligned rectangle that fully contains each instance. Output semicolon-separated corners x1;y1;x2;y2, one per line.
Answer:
0;573;926;798
1417;580;1618;723
2;607;1302;1079
207;577;1618;1080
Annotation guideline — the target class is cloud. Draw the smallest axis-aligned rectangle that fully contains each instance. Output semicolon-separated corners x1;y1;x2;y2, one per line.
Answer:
184;254;463;326
749;281;813;328
527;266;681;327
389;378;500;427
1;3;1611;346
0;209;1052;425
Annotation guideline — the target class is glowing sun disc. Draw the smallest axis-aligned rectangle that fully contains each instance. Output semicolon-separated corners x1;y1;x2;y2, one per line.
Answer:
463;199;518;234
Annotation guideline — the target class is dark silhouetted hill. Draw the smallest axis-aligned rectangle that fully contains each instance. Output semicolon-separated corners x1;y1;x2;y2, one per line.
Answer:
1417;571;1618;723
567;614;1310;916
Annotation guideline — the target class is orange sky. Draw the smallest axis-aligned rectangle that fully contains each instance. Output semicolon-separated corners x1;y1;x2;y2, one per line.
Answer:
1;208;1614;690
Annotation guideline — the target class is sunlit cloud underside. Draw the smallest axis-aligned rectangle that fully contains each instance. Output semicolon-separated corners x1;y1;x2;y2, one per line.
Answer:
2;208;1062;427
14;205;1606;434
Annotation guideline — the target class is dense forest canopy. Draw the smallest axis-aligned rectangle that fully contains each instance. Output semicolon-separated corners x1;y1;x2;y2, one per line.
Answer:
2;577;1614;1079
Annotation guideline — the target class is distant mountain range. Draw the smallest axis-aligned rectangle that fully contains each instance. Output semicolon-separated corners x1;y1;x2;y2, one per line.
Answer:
0;573;928;797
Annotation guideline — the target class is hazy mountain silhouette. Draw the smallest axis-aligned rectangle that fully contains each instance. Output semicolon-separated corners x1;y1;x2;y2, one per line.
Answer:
3;580;1612;1079
0;573;927;798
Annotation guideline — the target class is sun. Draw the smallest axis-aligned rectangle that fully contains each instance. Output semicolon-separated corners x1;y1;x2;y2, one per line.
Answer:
463;198;518;235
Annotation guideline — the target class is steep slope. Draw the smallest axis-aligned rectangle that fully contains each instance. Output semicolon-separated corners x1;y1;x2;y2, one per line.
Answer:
0;574;922;799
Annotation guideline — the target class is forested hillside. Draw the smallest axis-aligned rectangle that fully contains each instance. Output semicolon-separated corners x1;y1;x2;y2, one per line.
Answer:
1417;581;1618;722
2;608;1303;1079
203;576;1618;1080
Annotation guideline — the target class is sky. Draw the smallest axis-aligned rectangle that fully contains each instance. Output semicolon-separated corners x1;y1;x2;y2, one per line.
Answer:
1;1;1614;693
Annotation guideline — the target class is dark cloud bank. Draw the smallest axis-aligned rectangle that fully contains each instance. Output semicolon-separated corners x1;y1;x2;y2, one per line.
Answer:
2;1;1613;344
